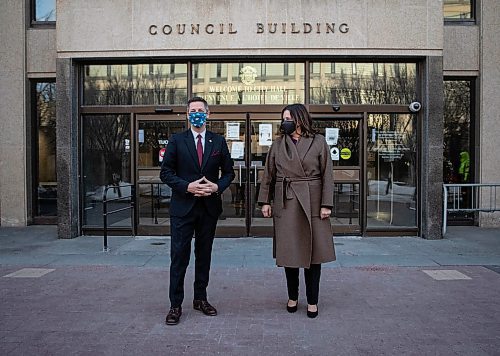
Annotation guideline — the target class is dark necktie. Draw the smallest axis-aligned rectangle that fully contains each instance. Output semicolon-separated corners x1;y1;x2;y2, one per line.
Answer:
196;134;203;167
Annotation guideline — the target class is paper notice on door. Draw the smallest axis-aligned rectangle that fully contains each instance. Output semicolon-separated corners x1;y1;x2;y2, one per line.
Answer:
325;128;339;146
231;141;245;159
330;147;340;161
138;129;145;143
259;124;273;146
226;122;240;140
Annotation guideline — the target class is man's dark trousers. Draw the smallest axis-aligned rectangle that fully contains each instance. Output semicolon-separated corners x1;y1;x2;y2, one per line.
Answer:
169;199;218;308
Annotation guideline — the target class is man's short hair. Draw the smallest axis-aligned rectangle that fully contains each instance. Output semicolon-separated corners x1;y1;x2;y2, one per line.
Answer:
187;96;209;112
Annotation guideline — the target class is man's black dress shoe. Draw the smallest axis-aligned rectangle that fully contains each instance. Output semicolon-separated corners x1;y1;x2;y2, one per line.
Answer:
193;299;217;316
165;307;182;325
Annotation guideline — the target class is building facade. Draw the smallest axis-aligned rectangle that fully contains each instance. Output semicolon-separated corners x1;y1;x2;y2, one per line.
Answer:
0;0;498;239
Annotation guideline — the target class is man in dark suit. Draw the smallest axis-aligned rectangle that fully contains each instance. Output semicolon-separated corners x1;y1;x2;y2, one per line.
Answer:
160;96;235;325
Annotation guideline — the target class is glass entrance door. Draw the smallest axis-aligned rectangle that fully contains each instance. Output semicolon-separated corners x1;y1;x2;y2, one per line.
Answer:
205;114;247;236
314;116;363;234
248;116;282;236
208;113;281;236
134;112;285;237
135;114;186;235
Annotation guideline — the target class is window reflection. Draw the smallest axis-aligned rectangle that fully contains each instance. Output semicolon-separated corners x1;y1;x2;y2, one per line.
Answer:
193;63;304;105
310;62;417;105
444;80;472;184
314;120;359;166
82;115;131;227
444;0;472;20
138;121;185;168
367;114;417;228
34;0;56;22
83;64;188;105
444;79;474;222
35;82;57;217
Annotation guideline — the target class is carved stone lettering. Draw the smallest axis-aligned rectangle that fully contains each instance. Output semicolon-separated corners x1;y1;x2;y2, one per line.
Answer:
148;21;350;36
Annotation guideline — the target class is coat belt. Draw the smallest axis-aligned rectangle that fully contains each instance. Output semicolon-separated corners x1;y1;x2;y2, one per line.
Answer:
276;175;322;208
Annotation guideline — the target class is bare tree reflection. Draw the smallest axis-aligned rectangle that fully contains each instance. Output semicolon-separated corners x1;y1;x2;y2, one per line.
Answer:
367;114;417;186
311;63;417;105
443;81;471;183
139;121;185;167
84;115;131;196
36;82;57;155
36;82;57;215
84;64;187;105
35;0;56;21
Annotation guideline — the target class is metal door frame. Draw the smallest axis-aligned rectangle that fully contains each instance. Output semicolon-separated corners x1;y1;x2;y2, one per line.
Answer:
209;111;281;237
134;113;187;235
312;113;365;235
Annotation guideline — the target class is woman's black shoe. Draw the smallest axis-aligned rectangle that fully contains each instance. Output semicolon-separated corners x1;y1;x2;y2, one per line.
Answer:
286;300;298;313
307;305;318;318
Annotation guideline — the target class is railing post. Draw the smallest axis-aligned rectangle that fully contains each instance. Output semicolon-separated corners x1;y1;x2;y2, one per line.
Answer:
101;183;135;251
442;184;448;236
149;183;154;225
490;185;494;212
103;185;109;252
493;185;498;211
131;185;136;237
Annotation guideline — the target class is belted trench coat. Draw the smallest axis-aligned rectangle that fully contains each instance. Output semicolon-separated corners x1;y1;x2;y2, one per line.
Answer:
258;134;336;268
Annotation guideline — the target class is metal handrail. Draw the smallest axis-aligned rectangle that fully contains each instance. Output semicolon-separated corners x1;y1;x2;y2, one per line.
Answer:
137;181;171;225
442;183;500;235
102;184;136;252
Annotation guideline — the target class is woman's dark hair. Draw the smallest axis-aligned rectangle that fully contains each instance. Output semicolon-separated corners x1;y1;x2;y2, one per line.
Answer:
280;104;316;137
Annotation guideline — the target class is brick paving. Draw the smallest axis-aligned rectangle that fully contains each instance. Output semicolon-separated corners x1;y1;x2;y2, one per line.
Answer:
1;226;500;355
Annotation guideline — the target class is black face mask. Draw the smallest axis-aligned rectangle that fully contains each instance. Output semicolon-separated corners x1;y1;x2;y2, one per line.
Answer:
281;120;296;135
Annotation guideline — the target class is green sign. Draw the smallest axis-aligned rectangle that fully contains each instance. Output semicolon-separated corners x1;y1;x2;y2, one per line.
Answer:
340;148;351;160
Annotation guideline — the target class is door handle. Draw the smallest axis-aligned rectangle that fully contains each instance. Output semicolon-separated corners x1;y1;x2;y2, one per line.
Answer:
239;165;242;187
252;165;257;187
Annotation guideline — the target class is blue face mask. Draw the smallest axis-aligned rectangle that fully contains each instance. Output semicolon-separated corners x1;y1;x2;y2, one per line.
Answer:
189;112;207;128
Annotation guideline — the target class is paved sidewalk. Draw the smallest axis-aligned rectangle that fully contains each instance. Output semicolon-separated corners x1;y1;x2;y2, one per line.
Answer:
1;226;500;355
1;225;500;268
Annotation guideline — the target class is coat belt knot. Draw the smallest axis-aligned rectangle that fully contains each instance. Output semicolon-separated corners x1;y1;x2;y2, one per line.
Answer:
277;175;321;208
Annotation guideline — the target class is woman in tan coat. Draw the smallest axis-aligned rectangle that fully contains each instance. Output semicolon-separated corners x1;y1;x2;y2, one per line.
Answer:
258;104;335;318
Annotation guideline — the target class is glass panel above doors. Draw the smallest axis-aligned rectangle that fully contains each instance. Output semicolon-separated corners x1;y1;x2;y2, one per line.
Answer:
82;61;419;108
83;64;188;105
366;113;417;228
310;62;417;105
192;63;305;105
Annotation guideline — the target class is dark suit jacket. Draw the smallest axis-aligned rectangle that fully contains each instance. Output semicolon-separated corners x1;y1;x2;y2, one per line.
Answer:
159;129;235;218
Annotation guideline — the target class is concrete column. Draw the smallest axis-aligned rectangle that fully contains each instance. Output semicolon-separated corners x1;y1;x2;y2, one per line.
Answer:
479;0;500;226
56;58;79;238
421;56;444;239
0;0;28;226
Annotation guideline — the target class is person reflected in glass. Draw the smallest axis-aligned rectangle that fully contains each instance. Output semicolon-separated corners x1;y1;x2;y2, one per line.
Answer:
258;104;336;318
459;150;471;209
458;151;470;183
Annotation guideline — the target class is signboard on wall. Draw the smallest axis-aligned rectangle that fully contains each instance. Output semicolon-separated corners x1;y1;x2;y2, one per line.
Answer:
374;131;409;162
57;0;443;57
